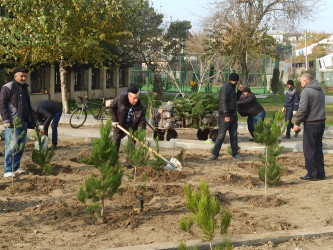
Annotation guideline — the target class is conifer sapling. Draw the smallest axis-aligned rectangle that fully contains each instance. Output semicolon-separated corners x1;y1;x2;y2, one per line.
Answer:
78;119;123;223
32;126;54;175
180;179;232;250
124;127;150;189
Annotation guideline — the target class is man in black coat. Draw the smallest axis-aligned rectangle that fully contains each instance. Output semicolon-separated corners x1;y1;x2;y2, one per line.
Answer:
109;84;146;152
208;73;242;161
32;100;62;149
0;67;36;177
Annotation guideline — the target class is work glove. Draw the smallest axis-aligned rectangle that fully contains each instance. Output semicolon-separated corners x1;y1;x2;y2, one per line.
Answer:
112;122;119;127
281;107;286;113
3;123;11;128
293;110;297;116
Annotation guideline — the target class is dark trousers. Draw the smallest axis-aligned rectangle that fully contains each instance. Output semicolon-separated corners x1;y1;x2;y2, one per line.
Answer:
247;116;254;137
212;114;238;157
113;125;135;152
303;123;325;178
44;112;62;147
285;108;294;137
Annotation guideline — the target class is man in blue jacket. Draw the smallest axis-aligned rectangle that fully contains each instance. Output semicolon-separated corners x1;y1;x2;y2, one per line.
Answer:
282;80;300;139
208;73;242;161
294;73;326;181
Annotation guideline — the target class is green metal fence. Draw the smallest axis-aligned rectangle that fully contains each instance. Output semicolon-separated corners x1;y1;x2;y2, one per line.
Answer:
131;55;277;94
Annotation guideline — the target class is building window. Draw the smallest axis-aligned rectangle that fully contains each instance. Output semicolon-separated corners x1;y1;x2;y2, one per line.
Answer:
106;68;114;88
92;68;101;90
74;67;85;91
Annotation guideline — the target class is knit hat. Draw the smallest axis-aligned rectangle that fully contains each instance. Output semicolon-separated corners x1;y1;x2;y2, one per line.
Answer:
287;80;294;86
13;67;29;75
229;73;239;82
243;87;251;93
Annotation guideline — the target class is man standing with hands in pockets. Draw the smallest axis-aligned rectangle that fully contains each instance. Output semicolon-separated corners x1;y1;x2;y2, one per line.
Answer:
294;73;326;181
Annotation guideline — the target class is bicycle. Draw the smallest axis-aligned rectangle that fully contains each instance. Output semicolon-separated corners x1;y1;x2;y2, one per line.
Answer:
69;96;110;128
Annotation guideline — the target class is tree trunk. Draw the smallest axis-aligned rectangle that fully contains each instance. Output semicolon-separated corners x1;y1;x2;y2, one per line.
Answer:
59;57;69;113
240;54;249;86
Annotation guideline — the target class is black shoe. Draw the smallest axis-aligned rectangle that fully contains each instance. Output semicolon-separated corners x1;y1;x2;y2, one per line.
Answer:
294;129;301;138
318;176;326;180
300;175;318;181
282;135;291;139
249;138;254;142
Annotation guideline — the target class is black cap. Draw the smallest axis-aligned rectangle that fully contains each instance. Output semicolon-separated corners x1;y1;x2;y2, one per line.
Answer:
127;83;139;94
13;67;29;75
243;87;251;93
229;73;239;82
287;80;294;86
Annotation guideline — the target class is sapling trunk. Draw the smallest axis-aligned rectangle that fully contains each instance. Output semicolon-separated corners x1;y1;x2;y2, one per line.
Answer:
265;147;267;198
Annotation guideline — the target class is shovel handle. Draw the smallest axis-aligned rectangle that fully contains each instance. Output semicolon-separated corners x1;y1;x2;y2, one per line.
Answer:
116;124;169;163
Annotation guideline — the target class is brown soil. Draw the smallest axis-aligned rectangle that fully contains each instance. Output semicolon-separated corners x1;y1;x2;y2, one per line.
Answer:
1;131;333;249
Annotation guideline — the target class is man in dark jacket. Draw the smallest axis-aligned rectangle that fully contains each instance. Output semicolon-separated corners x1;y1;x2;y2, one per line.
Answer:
237;87;265;139
32;100;62;149
109;84;146;152
282;80;300;139
0;67;36;178
208;73;242;161
294;73;326;181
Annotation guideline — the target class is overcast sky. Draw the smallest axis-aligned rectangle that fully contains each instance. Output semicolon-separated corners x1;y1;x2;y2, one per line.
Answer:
151;0;333;33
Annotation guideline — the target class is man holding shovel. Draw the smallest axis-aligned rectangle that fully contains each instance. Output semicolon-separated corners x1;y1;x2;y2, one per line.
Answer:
109;84;146;168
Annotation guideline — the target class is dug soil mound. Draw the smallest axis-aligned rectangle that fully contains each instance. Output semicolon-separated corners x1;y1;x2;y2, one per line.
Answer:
0;135;333;249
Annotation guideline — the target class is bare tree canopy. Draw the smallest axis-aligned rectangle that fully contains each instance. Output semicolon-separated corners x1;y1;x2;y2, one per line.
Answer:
205;0;321;85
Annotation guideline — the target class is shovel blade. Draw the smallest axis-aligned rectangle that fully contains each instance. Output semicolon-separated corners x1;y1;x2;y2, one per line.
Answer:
165;157;182;171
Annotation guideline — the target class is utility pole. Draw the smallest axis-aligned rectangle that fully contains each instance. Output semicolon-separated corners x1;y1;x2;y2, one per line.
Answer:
305;29;308;72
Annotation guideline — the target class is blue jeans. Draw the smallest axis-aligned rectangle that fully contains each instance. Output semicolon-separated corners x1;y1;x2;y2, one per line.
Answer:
285;108;294;137
44;112;62;147
253;110;266;129
4;122;28;173
212;114;238;157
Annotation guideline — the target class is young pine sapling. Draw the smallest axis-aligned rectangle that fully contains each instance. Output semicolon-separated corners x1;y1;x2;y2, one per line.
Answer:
78;119;123;223
254;111;287;195
124;127;150;189
179;179;232;250
32;127;54;175
150;136;166;172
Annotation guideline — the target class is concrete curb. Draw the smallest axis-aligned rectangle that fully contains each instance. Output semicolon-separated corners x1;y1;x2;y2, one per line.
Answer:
111;226;333;249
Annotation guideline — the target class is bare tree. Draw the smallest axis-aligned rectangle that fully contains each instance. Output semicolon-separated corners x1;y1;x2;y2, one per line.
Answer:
184;33;231;92
205;0;320;85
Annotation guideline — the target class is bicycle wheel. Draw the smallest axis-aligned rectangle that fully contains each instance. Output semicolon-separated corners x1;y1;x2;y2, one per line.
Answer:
69;108;87;128
100;110;110;125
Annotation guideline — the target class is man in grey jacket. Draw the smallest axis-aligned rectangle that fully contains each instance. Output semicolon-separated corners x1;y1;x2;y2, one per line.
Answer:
294;73;326;181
